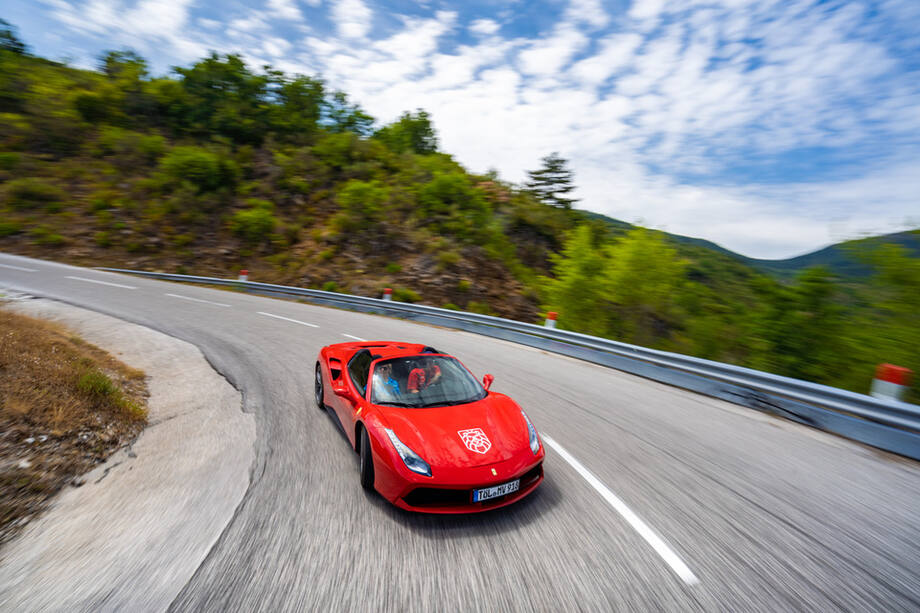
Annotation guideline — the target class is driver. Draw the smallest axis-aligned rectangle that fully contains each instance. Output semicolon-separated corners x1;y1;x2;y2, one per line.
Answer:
375;362;401;398
407;357;442;394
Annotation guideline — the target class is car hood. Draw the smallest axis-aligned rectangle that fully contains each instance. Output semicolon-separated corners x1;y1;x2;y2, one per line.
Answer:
380;393;530;468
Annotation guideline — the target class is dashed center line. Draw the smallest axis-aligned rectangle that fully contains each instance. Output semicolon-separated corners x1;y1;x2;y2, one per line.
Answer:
66;276;136;289
257;311;319;328
542;434;700;586
165;293;231;307
0;263;38;272
342;334;366;341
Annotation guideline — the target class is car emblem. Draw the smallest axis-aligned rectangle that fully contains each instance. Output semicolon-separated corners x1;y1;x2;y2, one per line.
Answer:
458;428;491;454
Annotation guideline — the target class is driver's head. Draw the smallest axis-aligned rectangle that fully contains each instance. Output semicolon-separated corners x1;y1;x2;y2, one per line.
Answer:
377;362;391;376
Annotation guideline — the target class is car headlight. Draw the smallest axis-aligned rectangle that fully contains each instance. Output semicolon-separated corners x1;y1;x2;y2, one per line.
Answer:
521;410;541;455
384;428;432;477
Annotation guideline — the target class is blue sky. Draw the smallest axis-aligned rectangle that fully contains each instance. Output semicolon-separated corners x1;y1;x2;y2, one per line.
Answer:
4;0;920;258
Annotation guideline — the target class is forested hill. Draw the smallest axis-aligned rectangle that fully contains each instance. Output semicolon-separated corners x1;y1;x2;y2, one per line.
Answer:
0;24;917;401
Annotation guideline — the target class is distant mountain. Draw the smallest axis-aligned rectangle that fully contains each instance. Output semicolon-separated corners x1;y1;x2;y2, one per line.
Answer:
740;230;920;280
582;211;920;281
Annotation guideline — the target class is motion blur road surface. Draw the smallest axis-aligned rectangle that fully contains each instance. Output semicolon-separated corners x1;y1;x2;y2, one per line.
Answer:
2;252;920;612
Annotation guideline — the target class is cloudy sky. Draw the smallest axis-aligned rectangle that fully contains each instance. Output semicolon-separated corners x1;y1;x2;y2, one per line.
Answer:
5;0;920;258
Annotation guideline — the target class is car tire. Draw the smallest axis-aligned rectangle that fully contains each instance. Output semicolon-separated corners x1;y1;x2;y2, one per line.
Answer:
359;427;375;491
314;363;325;410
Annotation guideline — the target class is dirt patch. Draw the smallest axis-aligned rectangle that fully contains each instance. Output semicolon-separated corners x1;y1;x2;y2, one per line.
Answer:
0;308;148;544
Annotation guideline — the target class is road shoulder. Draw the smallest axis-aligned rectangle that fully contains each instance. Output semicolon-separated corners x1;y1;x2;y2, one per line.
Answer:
0;298;256;612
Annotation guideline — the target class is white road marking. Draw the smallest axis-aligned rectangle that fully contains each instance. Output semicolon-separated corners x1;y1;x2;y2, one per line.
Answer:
542;434;700;586
257;311;319;328
0;263;37;272
66;276;136;289
342;334;366;341
166;293;231;307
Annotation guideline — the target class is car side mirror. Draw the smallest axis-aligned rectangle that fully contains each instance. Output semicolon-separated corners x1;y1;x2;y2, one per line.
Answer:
482;374;494;390
332;377;351;397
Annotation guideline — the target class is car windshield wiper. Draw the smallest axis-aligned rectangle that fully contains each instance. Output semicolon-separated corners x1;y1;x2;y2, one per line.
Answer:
419;398;476;408
378;401;420;408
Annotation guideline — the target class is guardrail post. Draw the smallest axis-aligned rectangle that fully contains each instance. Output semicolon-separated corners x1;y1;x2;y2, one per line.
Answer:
544;311;557;328
871;364;912;401
382;288;392;301
238;269;249;282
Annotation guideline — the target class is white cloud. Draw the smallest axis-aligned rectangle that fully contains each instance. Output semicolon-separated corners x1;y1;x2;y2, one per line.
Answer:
469;18;500;36
332;0;371;39
267;0;303;21
517;24;588;76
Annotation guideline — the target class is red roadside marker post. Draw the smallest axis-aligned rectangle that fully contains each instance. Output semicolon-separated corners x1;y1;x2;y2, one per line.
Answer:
382;288;393;301
870;363;912;401
238;269;249;282
544;311;558;329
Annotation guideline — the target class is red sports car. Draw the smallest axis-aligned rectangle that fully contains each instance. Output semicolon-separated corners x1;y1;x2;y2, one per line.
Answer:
315;341;545;513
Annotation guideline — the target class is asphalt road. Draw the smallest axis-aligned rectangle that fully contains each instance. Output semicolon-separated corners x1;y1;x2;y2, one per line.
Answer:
2;252;920;612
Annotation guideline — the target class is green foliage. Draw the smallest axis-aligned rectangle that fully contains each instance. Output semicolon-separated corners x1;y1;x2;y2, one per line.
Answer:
417;172;490;241
392;287;421;303
322;281;340;292
0;152;20;170
374;109;438;154
0;19;27;54
525;152;577;210
230;199;278;243
443;302;461;310
322;91;374;137
159;146;233;191
4;178;66;210
336;179;389;224
77;369;118;398
0;220;21;236
385;262;402;274
466;301;495;315
541;225;610;336
29;225;66;246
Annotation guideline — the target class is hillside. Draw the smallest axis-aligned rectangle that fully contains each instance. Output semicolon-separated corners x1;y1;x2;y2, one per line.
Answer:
0;34;917;401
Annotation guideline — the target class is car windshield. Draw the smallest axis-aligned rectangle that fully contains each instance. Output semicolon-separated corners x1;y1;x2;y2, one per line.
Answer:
370;356;486;408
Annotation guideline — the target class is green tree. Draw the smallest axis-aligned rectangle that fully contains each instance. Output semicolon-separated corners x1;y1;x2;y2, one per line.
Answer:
271;74;325;143
0;19;27;55
417;172;490;240
541;225;610;336
322;91;374;136
605;229;687;346
374;109;438;154
525;152;577;210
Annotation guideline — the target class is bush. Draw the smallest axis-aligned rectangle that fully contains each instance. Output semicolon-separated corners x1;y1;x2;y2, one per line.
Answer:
0;152;20;170
392;287;421;303
443;302;460;310
77;369;117;398
94;231;113;247
457;279;471;292
159;146;232;192
230;199;277;243
29;225;66;246
322;281;340;292
0;220;21;236
4;178;67;210
466;301;495;315
386;262;402;274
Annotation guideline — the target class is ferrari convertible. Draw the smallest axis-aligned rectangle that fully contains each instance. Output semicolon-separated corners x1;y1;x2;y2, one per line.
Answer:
315;341;545;513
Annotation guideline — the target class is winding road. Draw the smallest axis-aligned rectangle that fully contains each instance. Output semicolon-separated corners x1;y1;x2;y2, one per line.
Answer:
2;252;919;611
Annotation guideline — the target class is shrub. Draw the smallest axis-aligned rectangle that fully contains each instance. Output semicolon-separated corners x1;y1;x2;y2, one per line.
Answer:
392;287;421;303
0;220;21;236
322;281;340;292
29;225;66;246
77;369;118;398
466;301;495;315
385;262;402;274
457;279;471;292
443;302;460;310
437;249;460;270
230;199;278;243
5;178;67;210
0;152;20;170
159;146;229;192
94;231;113;247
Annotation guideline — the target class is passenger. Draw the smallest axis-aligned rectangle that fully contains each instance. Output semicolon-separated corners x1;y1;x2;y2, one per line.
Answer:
407;358;442;393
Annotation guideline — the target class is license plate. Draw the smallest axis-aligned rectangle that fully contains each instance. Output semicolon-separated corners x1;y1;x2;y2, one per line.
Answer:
473;479;520;502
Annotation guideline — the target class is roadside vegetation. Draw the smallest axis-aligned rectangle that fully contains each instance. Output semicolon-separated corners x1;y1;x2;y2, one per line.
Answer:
0;305;147;543
0;20;916;400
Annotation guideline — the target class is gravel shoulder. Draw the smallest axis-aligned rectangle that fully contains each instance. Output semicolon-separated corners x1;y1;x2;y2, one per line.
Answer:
0;298;256;612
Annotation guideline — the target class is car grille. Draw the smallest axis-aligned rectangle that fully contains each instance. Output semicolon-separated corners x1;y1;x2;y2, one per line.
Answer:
403;463;543;508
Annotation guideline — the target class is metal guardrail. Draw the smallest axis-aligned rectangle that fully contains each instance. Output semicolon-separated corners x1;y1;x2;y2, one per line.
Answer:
99;267;920;461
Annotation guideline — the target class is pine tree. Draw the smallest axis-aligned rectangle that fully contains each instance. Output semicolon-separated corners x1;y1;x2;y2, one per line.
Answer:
525;152;577;209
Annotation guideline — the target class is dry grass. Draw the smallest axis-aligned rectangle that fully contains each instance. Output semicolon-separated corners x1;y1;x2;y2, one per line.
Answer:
0;308;148;543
